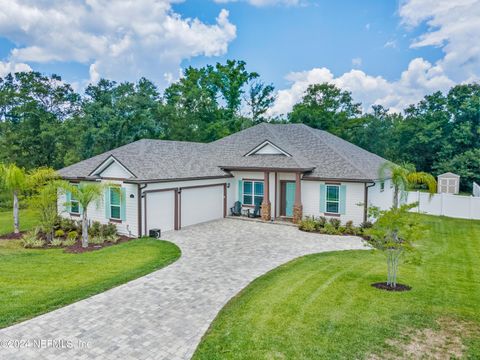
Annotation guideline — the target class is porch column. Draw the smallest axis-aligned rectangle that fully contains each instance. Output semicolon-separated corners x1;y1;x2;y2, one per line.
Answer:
293;172;303;223
261;171;271;221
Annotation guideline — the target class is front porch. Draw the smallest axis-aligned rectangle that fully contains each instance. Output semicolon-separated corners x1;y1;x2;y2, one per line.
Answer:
226;214;297;227
229;169;305;224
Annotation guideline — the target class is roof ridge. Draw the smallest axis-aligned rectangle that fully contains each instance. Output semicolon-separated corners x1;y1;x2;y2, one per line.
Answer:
303;125;373;179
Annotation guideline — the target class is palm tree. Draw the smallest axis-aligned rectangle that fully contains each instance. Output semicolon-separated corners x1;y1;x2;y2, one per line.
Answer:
65;182;107;248
0;164;27;233
379;162;437;209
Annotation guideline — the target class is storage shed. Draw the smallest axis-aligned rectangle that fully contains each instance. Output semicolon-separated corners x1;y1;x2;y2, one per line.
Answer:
437;172;460;194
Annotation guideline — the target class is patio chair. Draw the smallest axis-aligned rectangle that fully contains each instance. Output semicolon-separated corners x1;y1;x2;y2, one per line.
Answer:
230;201;242;216
248;203;261;218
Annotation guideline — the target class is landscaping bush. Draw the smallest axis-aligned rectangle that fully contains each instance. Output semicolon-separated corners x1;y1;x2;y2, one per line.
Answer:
50;238;63;247
21;228;45;248
104;223;118;237
299;217;317;232
344;220;356;235
329;218;341;229
62;238;76;247
89;221;102;237
106;234;121;243
90;236;105;245
360;221;373;229
88;221;118;238
297;216;364;237
67;230;78;241
322;222;340;235
58;218;79;233
317;216;327;227
54;229;65;238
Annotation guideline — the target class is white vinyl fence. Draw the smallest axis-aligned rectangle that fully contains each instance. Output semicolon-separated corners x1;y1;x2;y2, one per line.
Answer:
403;191;480;220
474;182;480;197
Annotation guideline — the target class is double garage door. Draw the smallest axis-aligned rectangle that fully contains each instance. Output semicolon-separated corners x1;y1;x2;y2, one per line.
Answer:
145;184;225;234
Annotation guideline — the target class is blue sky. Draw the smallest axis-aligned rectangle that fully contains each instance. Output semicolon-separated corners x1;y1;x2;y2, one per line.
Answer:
177;0;441;85
0;0;478;114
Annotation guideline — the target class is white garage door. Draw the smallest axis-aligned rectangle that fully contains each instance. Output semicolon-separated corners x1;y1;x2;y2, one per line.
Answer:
146;190;175;234
181;185;224;228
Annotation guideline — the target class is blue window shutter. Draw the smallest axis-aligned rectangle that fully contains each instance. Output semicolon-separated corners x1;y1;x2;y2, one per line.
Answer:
238;180;243;203
319;184;326;213
339;185;347;215
66;191;71;213
120;188;127;221
104;188;111;219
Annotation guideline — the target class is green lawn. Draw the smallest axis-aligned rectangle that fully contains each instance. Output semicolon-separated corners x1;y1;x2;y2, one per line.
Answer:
0;208;39;235
194;215;480;359
0;238;181;328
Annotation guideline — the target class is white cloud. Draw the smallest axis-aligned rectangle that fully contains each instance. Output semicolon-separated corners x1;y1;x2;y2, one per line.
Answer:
269;58;455;116
384;40;397;48
0;0;236;85
268;0;479;116
400;0;480;83
0;61;31;77
214;0;300;6
351;57;362;67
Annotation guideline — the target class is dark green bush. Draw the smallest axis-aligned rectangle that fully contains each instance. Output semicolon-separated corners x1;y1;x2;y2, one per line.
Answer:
360;221;373;229
329;218;341;229
317;216;327;227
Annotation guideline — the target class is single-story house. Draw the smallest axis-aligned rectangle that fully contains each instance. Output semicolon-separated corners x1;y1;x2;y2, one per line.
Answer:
57;123;394;237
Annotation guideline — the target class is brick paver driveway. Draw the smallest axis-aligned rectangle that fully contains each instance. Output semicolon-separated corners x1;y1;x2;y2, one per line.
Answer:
0;219;367;359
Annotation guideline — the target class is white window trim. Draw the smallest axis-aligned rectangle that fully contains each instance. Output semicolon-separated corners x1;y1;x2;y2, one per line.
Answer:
325;184;340;214
70;184;80;214
243;180;264;206
110;187;121;220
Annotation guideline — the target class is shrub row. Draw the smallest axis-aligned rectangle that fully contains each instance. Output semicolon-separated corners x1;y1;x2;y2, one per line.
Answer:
21;219;119;248
298;216;372;236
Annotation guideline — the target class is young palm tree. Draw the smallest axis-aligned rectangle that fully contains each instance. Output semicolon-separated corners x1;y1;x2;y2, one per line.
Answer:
0;164;27;233
379;162;437;209
65;182;107;248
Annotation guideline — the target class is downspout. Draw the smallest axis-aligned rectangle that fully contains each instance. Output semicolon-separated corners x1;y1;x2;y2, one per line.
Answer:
364;181;376;222
138;183;147;237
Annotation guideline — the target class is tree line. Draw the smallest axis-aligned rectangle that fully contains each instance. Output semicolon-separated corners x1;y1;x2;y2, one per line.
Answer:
0;59;478;192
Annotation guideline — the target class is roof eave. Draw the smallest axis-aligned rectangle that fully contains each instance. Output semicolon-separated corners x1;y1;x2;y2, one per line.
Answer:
220;166;315;173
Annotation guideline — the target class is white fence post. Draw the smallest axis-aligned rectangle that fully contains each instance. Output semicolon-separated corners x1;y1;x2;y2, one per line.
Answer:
417;191;421;213
440;193;444;216
469;196;473;219
473;182;480;197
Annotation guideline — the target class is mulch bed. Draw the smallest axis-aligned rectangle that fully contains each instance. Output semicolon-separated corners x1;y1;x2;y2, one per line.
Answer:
64;235;134;253
371;282;412;292
0;231;26;240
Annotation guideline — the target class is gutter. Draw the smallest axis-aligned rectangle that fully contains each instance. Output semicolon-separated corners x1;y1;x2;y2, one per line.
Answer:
220;166;315;173
364;181;376;222
124;174;233;184
138;183;147;237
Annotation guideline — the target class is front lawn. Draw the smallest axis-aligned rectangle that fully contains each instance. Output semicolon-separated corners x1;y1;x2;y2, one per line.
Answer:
0;208;39;235
194;215;480;359
0;238;180;328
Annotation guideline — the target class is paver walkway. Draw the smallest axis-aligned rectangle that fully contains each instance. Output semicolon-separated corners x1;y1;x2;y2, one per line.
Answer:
0;219;367;359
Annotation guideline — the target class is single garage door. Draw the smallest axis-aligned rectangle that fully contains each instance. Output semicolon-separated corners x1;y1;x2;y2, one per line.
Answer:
146;190;175;234
181;185;224;228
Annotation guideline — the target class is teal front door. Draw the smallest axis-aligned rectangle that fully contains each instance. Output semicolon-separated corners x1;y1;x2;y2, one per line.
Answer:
285;182;296;217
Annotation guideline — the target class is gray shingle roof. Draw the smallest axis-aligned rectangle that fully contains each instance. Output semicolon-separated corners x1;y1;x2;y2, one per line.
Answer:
59;123;388;182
